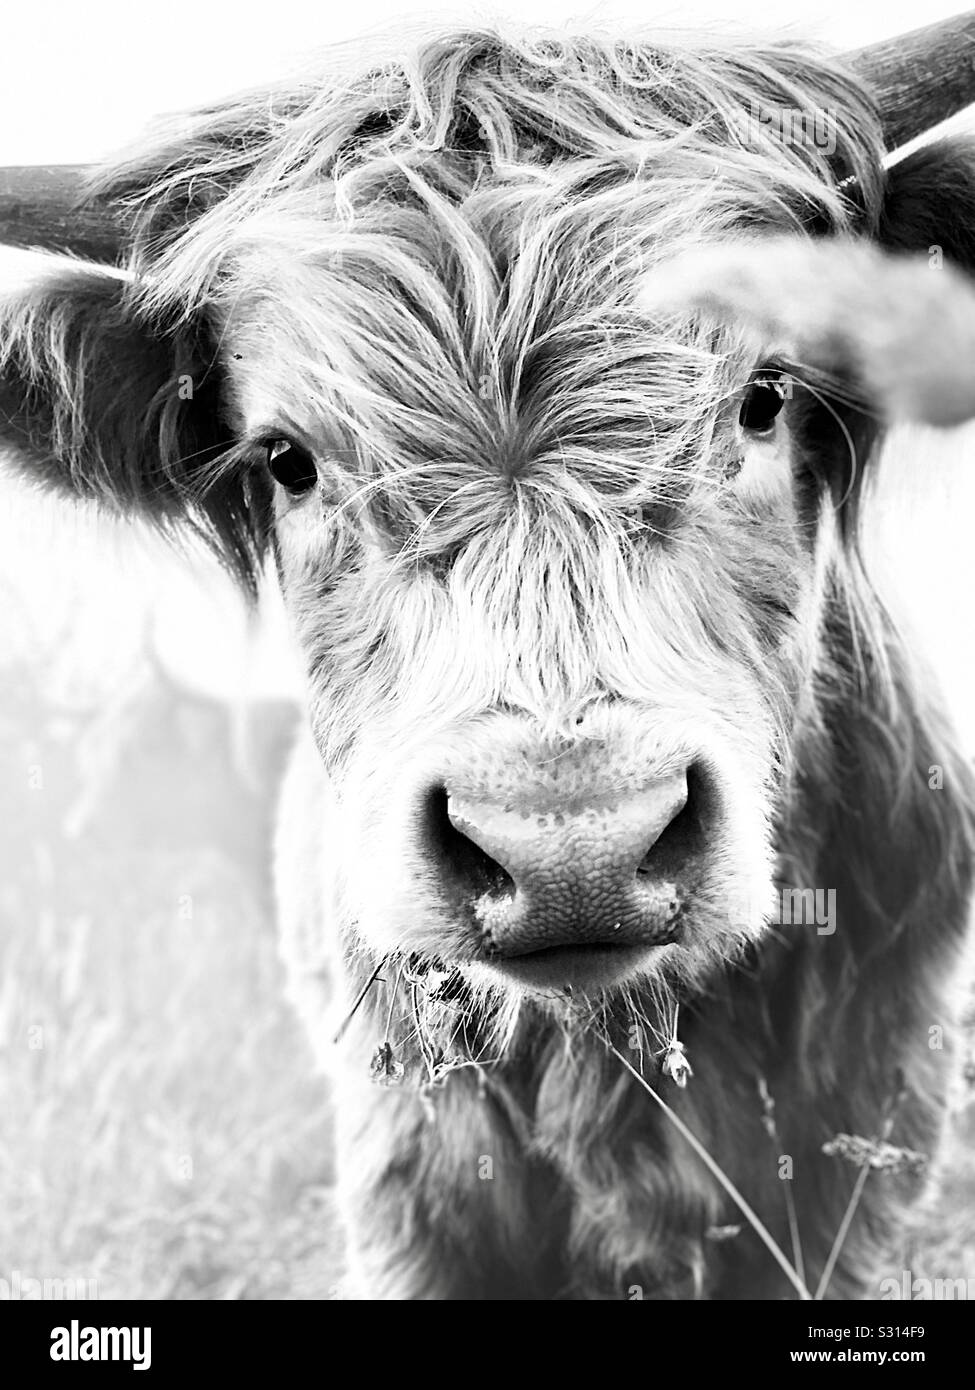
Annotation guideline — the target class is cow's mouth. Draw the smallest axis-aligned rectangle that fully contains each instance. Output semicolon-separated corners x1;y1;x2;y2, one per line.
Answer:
479;937;680;995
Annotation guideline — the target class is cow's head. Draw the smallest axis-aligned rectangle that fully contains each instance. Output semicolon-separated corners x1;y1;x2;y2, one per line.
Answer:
4;20;975;1024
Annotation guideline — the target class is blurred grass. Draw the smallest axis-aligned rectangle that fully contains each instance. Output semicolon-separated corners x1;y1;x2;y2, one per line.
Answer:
0;640;341;1300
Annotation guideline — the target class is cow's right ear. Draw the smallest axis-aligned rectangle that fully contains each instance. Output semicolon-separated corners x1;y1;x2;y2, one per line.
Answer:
879;136;975;270
0;266;267;588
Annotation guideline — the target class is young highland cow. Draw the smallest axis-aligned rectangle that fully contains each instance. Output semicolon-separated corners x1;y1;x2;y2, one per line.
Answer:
2;15;975;1300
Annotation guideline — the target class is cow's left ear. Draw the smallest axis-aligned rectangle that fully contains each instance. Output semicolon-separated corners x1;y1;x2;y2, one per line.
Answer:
0;267;266;589
879;136;975;269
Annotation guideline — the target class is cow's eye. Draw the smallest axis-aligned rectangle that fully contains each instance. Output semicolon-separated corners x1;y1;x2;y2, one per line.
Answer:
265;439;318;495
739;372;787;434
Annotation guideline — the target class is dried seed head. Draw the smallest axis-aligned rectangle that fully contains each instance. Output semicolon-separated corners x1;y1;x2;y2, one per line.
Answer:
370;1041;405;1086
756;1075;778;1141
662;1041;693;1088
706;1224;743;1242
822;1132;927;1176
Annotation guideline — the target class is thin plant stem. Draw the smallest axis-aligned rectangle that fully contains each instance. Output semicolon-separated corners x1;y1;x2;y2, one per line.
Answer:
814;1107;900;1301
606;1042;812;1301
757;1077;806;1290
814;1161;872;1300
783;1178;806;1293
331;956;387;1045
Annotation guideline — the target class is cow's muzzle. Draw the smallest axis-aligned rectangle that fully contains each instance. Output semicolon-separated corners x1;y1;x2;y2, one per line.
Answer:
425;766;705;987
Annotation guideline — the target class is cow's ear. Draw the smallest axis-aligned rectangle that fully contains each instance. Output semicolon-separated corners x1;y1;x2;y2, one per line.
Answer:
879;136;975;269
0;267;267;590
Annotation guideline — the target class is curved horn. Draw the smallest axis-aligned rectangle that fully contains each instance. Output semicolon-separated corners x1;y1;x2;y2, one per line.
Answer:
0;165;122;262
848;10;975;151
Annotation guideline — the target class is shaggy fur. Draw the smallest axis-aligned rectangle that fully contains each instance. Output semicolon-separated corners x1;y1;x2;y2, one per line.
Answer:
2;25;975;1299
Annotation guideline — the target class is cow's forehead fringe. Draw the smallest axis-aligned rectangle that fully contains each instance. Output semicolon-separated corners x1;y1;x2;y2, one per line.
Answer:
97;27;885;511
102;25;884;276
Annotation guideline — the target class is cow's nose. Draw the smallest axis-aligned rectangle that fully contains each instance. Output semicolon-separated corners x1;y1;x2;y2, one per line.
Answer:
439;773;692;961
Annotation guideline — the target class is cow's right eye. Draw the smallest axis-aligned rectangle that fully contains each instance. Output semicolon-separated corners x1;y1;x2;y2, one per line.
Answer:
265;439;318;495
739;372;787;434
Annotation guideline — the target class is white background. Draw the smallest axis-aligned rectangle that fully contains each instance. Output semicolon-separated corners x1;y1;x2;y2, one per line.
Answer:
0;0;970;165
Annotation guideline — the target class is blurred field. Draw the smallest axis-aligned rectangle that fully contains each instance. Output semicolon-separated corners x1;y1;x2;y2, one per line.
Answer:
0;626;343;1299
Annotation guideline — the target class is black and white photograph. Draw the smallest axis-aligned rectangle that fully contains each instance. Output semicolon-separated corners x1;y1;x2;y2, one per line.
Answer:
2;0;975;1342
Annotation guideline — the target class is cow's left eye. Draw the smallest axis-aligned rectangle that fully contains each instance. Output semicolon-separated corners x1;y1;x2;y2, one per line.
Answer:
266;439;318;495
739;372;787;434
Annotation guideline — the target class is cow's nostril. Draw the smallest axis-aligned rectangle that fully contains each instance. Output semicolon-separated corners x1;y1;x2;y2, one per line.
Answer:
425;787;516;905
635;763;704;879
